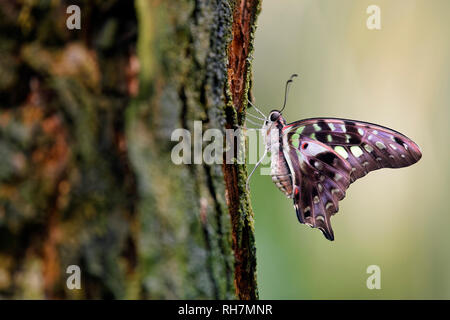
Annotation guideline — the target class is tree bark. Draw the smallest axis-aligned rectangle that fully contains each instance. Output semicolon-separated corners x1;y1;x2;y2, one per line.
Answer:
0;0;260;299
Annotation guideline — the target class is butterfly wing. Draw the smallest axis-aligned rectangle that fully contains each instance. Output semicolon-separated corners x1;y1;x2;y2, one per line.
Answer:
284;118;422;240
284;118;422;183
286;136;352;240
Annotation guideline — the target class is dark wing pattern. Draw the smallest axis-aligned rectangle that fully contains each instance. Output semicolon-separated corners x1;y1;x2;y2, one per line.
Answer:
286;136;352;240
284;118;422;183
284;118;422;240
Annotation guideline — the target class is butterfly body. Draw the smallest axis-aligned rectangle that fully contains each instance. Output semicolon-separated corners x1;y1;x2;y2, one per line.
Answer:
261;111;422;241
262;114;294;198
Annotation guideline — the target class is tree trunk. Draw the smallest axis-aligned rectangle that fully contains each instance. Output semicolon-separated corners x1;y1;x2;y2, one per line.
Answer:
0;0;260;299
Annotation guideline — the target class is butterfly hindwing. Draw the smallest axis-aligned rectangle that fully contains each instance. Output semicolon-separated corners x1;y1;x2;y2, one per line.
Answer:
284;118;421;240
284;118;422;183
287;136;352;240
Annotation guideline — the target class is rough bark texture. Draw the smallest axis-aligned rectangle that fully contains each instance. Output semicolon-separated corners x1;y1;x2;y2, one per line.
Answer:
225;0;260;300
0;0;260;299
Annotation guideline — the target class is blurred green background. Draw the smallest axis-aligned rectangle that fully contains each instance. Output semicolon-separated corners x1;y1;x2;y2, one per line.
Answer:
250;0;450;299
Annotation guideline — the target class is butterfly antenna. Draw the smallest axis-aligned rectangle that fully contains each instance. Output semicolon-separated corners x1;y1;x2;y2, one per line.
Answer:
280;73;298;113
246;149;268;191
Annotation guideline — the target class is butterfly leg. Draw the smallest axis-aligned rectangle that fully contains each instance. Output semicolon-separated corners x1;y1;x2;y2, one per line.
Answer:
247;99;267;119
246;148;268;191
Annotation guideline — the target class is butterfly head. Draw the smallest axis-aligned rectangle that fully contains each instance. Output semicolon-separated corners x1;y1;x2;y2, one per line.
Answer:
269;110;281;122
264;110;286;128
261;110;287;149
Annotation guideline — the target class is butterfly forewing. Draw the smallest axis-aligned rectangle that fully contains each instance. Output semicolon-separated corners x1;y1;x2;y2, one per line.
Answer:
283;118;422;240
284;118;422;182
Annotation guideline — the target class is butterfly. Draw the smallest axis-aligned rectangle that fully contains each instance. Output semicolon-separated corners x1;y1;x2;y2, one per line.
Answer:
246;74;422;240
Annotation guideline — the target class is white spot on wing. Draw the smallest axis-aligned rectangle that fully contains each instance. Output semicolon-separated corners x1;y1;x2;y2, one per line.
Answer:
350;146;364;158
314;161;323;170
334;146;349;159
375;141;386;149
328;123;336;131
307;141;327;156
317;183;323;192
364;144;374;153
